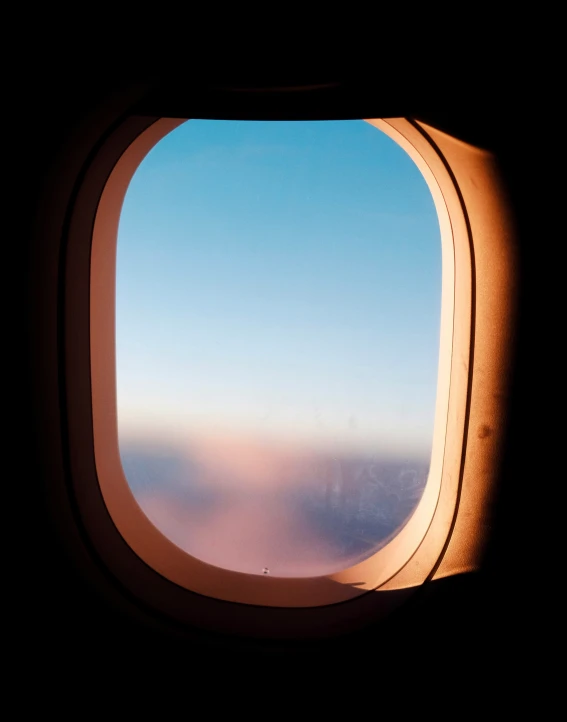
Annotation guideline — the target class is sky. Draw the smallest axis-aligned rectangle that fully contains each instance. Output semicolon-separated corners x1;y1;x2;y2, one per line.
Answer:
116;119;441;461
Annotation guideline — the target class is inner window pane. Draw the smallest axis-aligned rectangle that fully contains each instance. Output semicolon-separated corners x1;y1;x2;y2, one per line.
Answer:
116;120;441;577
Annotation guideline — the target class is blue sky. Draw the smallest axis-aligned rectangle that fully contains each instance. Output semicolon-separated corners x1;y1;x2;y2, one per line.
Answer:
116;119;441;459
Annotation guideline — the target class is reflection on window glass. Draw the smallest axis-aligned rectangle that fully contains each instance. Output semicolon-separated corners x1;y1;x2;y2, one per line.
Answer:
116;120;441;577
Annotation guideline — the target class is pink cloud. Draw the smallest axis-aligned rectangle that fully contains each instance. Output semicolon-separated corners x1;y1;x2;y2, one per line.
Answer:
138;491;342;577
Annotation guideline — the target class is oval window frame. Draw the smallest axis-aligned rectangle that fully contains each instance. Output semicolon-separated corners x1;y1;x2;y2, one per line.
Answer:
82;117;466;608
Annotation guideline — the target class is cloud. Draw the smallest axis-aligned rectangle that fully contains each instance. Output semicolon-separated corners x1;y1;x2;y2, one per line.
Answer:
138;492;342;577
123;429;430;577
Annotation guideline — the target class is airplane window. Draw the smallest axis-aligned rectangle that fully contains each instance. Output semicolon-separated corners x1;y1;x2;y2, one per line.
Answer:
116;120;442;578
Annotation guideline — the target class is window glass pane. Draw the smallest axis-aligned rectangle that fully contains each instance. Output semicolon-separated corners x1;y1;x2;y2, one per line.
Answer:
116;120;441;577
